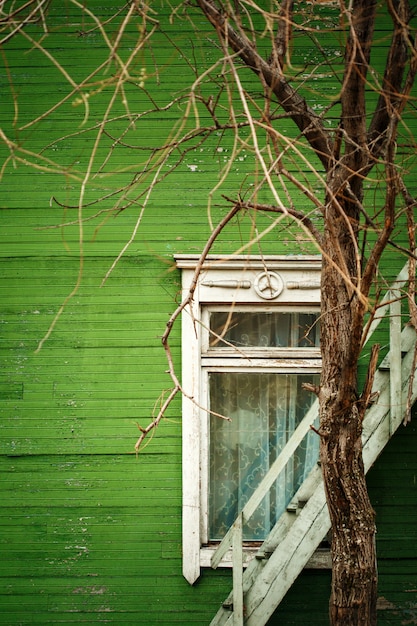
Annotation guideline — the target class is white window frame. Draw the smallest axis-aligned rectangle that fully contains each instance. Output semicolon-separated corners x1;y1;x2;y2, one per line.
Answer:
175;255;322;585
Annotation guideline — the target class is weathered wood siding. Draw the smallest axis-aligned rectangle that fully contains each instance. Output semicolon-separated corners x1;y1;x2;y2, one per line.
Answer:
0;2;416;625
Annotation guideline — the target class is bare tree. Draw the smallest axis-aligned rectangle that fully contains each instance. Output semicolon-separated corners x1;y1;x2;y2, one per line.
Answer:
189;2;417;624
1;1;416;625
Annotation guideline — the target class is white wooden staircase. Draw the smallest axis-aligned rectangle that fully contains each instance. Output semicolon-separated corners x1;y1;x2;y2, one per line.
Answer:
209;266;417;626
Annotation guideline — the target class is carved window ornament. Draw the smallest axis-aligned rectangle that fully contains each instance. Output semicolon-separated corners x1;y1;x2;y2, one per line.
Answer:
175;255;322;585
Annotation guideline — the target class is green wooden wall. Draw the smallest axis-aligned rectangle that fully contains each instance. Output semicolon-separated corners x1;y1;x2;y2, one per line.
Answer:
1;2;416;624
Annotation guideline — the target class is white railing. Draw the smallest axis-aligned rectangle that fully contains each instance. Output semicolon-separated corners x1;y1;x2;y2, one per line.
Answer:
210;262;411;626
363;263;409;432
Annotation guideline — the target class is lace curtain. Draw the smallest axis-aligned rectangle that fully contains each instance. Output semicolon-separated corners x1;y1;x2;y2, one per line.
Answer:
209;311;319;349
208;311;320;541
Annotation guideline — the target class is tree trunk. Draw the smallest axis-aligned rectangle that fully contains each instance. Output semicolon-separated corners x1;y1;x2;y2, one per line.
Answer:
320;226;378;625
320;392;378;625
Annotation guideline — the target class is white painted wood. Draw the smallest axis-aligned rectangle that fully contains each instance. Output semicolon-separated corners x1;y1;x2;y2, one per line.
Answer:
209;486;329;626
175;256;322;306
363;325;417;471
201;358;322;370
175;254;322;272
181;269;203;585
245;487;330;625
199;370;210;545
362;324;416;448
389;291;402;434
209;472;325;624
233;515;244;626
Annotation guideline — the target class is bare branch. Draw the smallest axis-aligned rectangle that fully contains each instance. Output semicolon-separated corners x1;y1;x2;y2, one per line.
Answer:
195;0;332;168
268;0;294;72
358;343;380;420
135;202;241;452
367;0;415;162
340;0;377;172
223;196;323;245
361;120;397;296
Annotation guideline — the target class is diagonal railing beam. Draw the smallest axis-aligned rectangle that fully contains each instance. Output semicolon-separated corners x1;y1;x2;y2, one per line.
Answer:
211;398;319;569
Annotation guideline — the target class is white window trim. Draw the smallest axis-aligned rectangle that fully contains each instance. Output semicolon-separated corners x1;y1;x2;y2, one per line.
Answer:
175;255;322;585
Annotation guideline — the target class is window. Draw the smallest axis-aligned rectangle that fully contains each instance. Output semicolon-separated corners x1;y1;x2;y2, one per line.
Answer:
175;255;321;584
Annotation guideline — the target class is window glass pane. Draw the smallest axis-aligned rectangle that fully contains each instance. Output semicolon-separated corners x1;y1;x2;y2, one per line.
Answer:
209;312;319;349
209;372;320;541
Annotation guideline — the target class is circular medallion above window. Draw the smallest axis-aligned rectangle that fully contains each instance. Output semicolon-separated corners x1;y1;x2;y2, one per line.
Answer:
254;271;284;300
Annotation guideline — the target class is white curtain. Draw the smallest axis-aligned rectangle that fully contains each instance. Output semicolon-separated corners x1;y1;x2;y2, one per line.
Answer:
209;372;320;540
208;311;320;541
209;311;319;349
